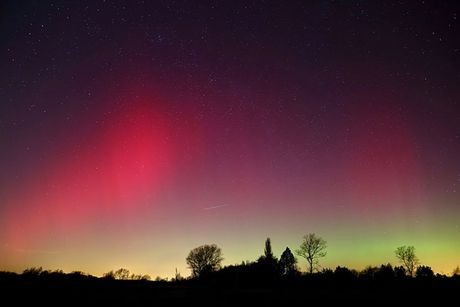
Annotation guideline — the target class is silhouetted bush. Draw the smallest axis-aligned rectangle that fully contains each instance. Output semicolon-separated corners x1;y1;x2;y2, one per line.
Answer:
103;270;116;279
103;269;151;281
22;267;44;276
416;266;434;279
394;266;407;279
359;266;378;280
334;266;358;281
375;264;395;281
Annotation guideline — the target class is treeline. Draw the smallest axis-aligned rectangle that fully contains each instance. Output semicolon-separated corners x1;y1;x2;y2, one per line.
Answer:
0;267;152;282
183;234;460;282
2;263;458;283
2;234;459;283
1;235;459;306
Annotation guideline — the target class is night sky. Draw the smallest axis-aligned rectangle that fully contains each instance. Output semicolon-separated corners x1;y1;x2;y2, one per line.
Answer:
1;1;459;278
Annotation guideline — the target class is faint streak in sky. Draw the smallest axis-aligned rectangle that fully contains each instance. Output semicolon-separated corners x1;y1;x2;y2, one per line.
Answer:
203;204;229;211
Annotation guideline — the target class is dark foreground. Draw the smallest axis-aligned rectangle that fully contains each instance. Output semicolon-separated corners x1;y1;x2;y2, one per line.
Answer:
1;272;459;306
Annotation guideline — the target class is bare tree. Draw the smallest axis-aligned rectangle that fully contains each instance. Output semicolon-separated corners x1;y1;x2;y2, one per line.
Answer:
395;246;419;277
296;233;327;273
186;244;223;277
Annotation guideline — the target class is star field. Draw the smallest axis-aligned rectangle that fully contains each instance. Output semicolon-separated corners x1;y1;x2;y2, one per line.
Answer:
1;1;459;277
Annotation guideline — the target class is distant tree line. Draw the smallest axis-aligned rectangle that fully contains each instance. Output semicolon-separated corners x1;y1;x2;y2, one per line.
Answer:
184;233;458;282
103;268;151;281
2;233;459;283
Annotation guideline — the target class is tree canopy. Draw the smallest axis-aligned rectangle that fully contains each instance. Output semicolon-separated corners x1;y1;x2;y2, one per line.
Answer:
395;246;419;277
296;233;327;273
186;244;223;277
279;247;297;276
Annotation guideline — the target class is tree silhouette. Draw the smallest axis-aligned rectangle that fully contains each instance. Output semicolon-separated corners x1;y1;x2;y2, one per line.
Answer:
129;273;151;280
116;268;130;280
395;246;419;277
186;244;223;278
264;238;274;261
279;247;297;276
394;265;406;279
102;270;116;279
375;263;395;281
359;266;378;280
253;237;279;283
113;268;130;280
103;269;150;280
334;266;358;281
173;268;183;281
22;267;43;276
296;233;327;273
416;266;434;279
258;237;278;264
